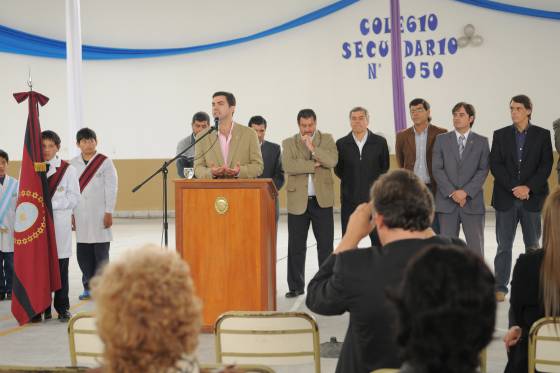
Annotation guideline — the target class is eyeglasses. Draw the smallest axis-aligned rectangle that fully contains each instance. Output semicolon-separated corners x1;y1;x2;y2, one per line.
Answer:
410;108;426;114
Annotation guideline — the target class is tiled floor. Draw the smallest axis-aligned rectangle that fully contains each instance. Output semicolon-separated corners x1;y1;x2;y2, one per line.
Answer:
0;213;527;372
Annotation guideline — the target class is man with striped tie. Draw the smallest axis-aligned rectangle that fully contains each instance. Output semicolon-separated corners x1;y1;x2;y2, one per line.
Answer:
431;102;489;256
70;128;118;301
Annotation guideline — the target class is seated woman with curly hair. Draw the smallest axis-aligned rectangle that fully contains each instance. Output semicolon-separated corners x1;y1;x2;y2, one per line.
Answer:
88;244;239;373
392;244;496;373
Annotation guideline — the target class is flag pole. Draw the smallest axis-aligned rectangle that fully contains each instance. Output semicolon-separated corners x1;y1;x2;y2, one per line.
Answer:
27;68;33;91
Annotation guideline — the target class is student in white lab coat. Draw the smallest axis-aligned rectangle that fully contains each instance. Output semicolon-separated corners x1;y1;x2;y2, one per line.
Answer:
37;131;80;322
70;128;118;300
0;149;17;301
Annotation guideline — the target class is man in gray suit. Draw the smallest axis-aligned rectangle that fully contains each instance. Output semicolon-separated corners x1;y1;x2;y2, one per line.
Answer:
176;111;210;178
432;102;490;255
249;115;285;221
553;118;560;183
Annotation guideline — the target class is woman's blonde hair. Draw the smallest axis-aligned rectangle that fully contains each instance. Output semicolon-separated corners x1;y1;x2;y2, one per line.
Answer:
541;188;560;318
91;245;202;373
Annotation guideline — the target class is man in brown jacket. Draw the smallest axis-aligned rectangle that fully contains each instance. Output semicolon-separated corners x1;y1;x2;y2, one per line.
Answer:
395;98;446;232
282;109;338;298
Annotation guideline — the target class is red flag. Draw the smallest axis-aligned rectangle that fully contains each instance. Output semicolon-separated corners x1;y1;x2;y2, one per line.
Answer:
11;91;60;325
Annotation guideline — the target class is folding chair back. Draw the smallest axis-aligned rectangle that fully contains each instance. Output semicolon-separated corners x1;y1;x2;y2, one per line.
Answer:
529;317;560;373
215;311;320;373
200;363;276;373
67;312;103;367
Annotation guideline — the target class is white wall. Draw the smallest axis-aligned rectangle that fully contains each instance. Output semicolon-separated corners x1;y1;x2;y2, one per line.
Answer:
1;0;559;159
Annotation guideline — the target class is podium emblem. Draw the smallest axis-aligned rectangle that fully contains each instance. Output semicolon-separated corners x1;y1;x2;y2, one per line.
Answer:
214;196;229;215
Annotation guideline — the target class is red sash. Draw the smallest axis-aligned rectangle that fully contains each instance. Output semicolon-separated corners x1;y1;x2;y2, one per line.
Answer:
47;160;69;199
79;153;107;192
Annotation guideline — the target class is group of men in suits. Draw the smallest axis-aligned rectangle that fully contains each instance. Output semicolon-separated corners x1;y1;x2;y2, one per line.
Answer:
178;91;555;306
396;95;553;303
178;94;390;299
305;94;554;373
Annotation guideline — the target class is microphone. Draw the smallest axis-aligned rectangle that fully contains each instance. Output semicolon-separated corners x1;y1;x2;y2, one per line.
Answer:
214;117;219;132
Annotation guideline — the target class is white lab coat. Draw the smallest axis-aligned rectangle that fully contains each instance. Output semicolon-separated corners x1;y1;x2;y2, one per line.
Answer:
0;175;18;253
70;153;118;243
47;156;80;259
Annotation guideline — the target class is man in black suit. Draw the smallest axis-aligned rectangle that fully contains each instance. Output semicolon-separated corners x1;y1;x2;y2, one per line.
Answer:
249;115;284;221
306;169;464;373
335;106;389;246
490;94;553;302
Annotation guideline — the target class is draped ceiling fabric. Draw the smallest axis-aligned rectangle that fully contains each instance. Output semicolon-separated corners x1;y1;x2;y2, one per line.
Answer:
0;0;359;60
1;0;557;138
452;0;560;20
0;1;557;61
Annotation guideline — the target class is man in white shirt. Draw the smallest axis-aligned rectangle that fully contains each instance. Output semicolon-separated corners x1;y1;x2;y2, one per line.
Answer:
70;128;118;301
39;131;80;322
334;107;389;246
0;149;17;301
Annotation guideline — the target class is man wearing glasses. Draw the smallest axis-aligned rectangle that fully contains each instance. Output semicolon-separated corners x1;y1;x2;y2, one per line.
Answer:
395;98;446;232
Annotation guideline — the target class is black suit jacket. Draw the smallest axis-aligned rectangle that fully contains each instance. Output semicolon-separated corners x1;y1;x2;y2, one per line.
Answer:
306;236;465;373
335;130;389;204
490;124;553;212
259;140;284;191
506;250;544;373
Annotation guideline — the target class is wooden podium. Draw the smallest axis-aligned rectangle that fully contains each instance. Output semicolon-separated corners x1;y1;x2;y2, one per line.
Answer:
174;179;277;331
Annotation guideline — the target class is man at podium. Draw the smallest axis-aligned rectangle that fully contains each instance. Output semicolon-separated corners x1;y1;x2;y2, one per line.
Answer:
194;91;263;179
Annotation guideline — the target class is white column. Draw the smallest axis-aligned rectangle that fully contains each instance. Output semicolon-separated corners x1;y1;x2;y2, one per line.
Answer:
65;0;84;158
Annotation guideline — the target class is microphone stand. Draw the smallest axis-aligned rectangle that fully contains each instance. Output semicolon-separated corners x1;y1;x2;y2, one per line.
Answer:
132;125;218;248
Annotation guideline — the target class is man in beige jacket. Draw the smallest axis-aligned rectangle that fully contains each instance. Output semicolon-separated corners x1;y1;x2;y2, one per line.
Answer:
282;109;338;298
194;91;263;179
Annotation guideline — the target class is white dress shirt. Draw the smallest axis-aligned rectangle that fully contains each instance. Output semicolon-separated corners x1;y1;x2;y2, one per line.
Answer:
352;131;368;158
413;126;430;184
